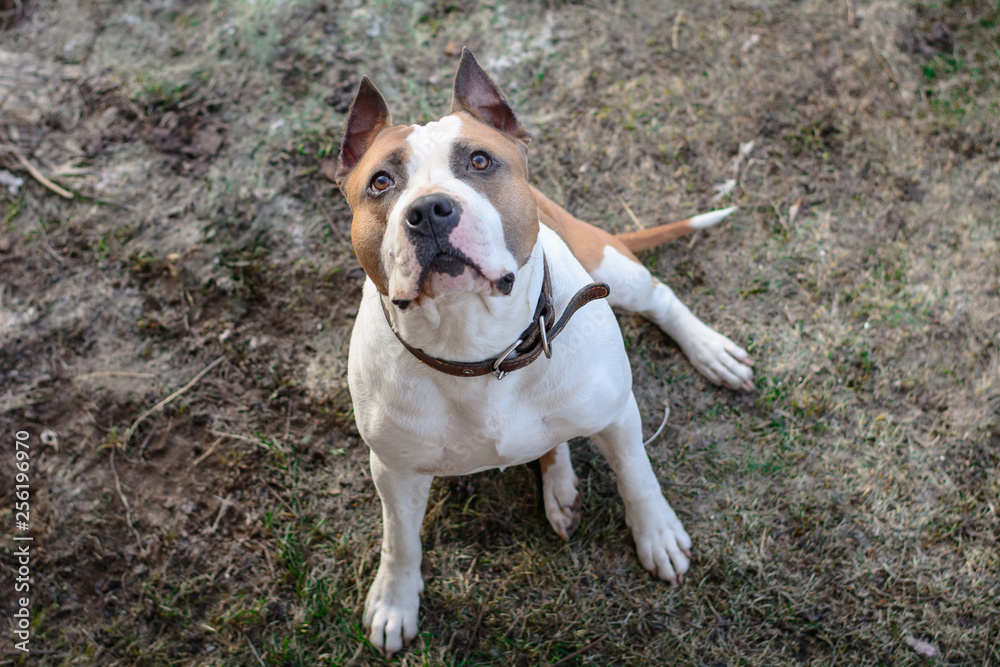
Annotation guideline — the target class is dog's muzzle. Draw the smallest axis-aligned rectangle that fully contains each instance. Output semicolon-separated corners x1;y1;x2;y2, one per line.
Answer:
400;193;515;298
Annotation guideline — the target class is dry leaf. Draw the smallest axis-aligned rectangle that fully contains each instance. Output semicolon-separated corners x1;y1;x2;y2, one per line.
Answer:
789;196;803;224
0;169;24;195
903;635;937;658
711;179;736;202
731;140;755;176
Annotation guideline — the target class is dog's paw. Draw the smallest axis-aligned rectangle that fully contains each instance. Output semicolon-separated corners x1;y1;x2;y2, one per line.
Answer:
363;565;423;657
628;501;693;585
681;326;754;391
540;443;582;540
543;472;581;541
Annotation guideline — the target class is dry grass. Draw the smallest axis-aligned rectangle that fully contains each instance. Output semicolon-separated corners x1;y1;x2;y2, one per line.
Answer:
1;0;998;665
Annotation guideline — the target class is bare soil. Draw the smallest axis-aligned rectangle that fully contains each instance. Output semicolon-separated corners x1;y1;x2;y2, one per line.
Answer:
1;1;998;665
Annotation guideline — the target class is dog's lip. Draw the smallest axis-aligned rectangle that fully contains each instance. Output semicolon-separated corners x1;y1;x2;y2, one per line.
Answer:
421;251;486;284
429;252;474;276
411;252;490;300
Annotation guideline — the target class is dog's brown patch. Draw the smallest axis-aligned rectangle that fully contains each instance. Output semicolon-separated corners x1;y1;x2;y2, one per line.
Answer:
532;187;641;273
341;125;414;295
538;447;558;476
452;112;538;266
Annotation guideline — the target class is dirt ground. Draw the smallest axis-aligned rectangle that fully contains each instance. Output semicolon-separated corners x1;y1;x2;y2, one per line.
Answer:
1;0;998;665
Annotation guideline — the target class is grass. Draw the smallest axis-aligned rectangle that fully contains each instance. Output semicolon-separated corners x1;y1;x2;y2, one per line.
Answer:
1;0;999;665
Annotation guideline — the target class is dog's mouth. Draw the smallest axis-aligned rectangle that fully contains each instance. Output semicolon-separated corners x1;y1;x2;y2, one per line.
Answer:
429;252;470;278
428;252;515;295
390;252;514;309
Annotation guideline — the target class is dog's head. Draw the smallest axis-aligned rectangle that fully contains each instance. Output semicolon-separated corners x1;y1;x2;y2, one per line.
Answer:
336;49;537;308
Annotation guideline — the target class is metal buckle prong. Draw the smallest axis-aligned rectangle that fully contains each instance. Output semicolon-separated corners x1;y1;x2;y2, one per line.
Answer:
492;338;523;380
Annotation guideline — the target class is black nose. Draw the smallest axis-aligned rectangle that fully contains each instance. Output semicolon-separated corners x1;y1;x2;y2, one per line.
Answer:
404;194;460;237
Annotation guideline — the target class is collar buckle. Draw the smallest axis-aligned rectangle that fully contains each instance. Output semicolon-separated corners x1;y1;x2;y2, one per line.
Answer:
491;338;524;381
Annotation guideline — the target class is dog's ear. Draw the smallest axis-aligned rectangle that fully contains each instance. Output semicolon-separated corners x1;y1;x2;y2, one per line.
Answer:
337;76;393;182
451;47;531;143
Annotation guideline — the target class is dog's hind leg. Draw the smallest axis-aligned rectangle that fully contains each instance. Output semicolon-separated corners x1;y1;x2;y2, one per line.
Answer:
538;441;581;540
588;245;754;391
534;187;753;390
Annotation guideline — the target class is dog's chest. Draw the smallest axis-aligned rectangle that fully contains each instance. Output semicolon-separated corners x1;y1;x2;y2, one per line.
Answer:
410;384;558;474
351;360;608;475
348;306;632;476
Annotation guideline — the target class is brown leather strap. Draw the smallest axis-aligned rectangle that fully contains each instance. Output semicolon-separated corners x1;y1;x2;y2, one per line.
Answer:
381;256;610;379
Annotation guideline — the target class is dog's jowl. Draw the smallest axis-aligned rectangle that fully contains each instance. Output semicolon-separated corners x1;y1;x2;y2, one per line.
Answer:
336;48;754;657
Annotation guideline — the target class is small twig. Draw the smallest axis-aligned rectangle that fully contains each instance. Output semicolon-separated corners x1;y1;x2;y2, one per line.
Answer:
121;356;224;450
550;634;608;666
74;371;156;382
263;545;275;580
232;62;254;105
137;421;160;460
110;446;147;559
282;3;321;45
210;495;236;533
845;0;856;28
342;642;365;667
265;483;297;518
316;194;345;241
868;36;906;104
177;90;208;110
462;581;496;661
3;148;74;199
645;608;703;629
616;194;645;230
245;634;266;667
671;10;684;50
665;480;709;488
283;399;292;442
180;282;191;332
207;429;274;451
35;220;65;264
192;435;224;466
983;624;999;667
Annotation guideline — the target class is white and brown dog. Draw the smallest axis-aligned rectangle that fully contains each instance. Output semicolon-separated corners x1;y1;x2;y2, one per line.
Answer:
337;49;753;656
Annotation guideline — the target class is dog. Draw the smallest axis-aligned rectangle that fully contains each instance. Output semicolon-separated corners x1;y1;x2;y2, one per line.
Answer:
336;48;754;656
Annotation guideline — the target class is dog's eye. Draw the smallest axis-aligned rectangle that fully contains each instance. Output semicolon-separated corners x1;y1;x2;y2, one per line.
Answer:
369;172;394;193
469;152;491;171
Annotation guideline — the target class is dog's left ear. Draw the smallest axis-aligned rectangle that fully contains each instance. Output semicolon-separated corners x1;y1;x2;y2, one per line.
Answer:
451;47;531;143
337;76;393;182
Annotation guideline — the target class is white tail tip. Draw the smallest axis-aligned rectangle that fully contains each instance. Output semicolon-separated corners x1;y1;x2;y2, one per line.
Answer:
689;206;738;229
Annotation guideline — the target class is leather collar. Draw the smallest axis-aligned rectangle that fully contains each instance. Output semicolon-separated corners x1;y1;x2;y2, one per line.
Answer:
380;256;610;380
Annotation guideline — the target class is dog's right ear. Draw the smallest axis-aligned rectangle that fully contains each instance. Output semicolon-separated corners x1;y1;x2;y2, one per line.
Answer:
337;76;392;182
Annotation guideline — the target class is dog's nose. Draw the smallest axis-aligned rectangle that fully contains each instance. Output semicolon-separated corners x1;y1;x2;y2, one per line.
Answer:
404;194;460;237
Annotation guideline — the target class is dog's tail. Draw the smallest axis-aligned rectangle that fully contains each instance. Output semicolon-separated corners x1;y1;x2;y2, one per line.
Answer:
614;206;738;254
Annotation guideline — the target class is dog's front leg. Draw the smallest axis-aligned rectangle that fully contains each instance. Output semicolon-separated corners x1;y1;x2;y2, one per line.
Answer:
363;450;433;657
591;393;693;584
